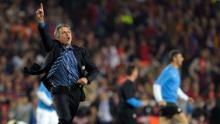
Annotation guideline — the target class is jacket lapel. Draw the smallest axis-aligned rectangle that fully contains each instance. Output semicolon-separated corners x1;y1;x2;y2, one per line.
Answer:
73;46;82;64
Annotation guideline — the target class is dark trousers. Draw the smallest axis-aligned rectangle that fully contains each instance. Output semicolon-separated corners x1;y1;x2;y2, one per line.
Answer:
118;109;136;124
51;85;82;124
209;105;220;124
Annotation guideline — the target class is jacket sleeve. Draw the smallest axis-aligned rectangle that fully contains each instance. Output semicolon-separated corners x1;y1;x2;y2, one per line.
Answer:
82;48;99;84
38;23;55;52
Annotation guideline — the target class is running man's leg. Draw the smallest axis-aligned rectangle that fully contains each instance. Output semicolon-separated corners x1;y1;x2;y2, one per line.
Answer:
173;112;188;124
159;117;171;124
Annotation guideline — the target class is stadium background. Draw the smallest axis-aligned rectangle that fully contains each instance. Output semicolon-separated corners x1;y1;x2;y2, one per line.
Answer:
0;0;220;123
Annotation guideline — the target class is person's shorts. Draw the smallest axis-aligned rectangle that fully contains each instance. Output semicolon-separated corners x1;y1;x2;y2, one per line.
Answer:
160;102;182;118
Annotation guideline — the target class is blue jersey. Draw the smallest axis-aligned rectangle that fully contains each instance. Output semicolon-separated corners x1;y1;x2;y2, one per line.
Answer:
37;83;55;111
155;64;181;103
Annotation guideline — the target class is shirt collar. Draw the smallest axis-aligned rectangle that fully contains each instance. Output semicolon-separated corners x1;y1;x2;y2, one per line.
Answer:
62;45;73;51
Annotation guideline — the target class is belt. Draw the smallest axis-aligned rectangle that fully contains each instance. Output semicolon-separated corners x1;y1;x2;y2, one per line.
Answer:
51;84;81;93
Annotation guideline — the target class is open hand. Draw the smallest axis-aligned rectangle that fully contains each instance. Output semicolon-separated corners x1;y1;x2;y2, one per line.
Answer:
159;101;167;106
188;97;194;103
142;100;148;106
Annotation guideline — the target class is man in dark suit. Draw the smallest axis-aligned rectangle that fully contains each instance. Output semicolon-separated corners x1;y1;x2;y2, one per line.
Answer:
24;3;98;124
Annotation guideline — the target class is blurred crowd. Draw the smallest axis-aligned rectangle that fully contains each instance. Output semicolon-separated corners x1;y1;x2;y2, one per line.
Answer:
1;0;220;124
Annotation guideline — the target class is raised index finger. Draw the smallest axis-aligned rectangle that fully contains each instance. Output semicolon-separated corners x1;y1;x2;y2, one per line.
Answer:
40;2;44;10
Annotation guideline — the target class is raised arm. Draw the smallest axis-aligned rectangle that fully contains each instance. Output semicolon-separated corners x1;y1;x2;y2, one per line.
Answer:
36;3;54;52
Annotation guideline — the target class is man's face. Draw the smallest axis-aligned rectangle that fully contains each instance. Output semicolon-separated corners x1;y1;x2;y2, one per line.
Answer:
132;68;139;80
57;27;72;45
173;53;184;67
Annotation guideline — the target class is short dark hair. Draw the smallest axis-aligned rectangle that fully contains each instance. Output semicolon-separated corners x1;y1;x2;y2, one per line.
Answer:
126;64;137;76
168;49;182;62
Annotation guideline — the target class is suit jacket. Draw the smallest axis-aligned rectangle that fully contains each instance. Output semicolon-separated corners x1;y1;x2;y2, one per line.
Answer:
24;24;98;100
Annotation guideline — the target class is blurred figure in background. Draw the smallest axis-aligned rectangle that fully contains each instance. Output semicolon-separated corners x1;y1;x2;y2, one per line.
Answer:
91;88;117;124
36;82;58;124
118;64;148;124
15;94;33;124
189;48;212;97
153;50;194;124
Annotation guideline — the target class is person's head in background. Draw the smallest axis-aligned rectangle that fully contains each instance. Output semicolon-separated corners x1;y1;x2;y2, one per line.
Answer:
200;48;210;59
54;24;72;46
169;50;184;68
126;64;138;82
